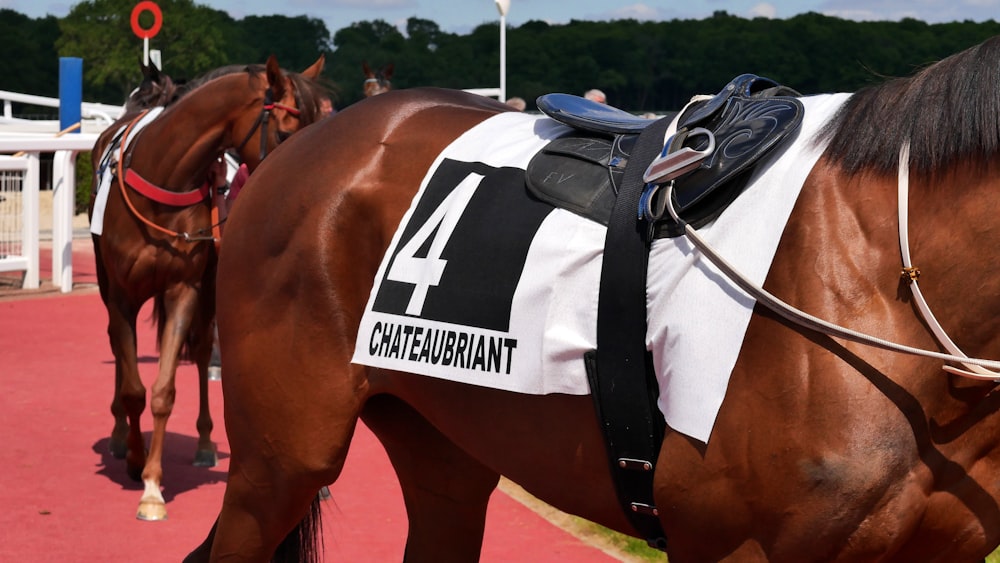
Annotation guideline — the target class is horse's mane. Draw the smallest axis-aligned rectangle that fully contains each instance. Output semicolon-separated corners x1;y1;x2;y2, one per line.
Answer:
819;35;1000;179
117;61;330;131
177;63;328;124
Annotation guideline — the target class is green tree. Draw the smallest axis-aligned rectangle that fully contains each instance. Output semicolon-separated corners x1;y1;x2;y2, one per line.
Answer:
0;10;60;103
235;15;332;70
56;0;231;103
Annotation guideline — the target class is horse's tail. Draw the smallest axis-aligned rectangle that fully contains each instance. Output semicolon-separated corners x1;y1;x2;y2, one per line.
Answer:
272;495;324;563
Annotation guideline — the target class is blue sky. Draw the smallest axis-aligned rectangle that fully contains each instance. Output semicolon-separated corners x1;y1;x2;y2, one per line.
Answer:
5;0;1000;35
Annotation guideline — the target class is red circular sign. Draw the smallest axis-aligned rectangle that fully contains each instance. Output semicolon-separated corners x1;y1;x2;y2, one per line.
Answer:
130;1;162;39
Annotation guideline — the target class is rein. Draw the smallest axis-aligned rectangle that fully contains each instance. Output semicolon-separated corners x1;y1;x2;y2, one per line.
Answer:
654;140;1000;380
896;142;1000;379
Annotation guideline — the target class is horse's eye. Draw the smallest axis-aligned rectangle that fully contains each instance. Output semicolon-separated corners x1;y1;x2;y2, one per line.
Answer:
277;130;292;143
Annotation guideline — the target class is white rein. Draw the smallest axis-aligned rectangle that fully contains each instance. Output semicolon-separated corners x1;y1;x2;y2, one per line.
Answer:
658;139;1000;380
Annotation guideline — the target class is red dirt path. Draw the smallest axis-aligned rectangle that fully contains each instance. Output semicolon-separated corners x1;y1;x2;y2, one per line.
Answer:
0;243;620;561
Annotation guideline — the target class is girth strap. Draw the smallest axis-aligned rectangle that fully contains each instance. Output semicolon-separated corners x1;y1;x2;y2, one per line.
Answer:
586;114;671;550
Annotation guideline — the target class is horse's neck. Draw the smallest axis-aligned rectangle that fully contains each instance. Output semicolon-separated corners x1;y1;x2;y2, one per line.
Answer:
130;78;260;189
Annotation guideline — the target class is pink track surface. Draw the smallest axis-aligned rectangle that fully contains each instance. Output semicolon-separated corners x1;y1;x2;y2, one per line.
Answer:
0;243;618;562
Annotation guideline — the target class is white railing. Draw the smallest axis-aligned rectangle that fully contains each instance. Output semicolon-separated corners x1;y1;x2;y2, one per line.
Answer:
0;134;100;292
0;89;123;126
0;155;37;287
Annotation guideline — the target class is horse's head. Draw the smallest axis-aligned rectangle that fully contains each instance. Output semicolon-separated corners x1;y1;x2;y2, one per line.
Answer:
362;61;393;97
232;54;328;169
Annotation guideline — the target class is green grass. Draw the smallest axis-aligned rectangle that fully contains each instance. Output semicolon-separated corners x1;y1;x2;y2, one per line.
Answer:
497;478;666;561
563;514;665;561
499;478;1000;562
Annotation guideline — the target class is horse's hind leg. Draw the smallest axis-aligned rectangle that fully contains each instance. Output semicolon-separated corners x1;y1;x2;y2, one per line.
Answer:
104;292;146;479
363;394;501;563
93;240;133;460
203;354;367;559
189;294;217;467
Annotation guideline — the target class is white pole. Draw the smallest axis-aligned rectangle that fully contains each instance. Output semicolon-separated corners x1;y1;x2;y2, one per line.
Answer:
499;14;506;102
495;0;510;102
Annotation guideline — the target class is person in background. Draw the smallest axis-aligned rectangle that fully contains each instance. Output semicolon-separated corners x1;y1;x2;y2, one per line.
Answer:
505;96;526;111
319;97;334;117
584;88;607;104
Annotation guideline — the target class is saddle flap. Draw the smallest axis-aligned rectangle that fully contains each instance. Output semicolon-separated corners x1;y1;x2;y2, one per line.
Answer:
536;93;655;135
525;136;620;225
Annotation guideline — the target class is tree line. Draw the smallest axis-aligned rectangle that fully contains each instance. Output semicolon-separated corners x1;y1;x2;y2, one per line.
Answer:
3;0;1000;114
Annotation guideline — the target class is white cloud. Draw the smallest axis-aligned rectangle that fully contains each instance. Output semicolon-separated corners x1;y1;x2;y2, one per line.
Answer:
607;3;661;21
749;2;777;18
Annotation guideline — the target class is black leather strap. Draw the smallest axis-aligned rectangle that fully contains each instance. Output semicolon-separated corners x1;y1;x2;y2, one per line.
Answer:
586;114;671;549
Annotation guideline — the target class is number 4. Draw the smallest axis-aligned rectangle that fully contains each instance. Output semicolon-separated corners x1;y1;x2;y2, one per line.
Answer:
387;172;485;316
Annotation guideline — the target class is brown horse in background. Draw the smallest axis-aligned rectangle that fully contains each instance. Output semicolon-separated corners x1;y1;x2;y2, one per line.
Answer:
362;60;393;97
90;54;326;521
190;35;1000;561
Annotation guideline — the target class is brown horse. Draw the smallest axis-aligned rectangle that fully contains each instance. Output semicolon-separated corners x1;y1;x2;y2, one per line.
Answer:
90;54;326;521
362;60;393;97
190;36;1000;561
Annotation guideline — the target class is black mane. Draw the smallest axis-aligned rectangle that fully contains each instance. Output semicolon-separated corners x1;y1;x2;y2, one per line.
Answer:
819;35;1000;179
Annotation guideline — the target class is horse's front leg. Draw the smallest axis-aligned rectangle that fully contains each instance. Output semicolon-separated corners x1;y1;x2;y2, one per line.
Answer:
136;284;200;521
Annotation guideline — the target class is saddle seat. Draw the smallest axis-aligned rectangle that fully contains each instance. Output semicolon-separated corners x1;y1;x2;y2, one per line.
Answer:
535;93;661;135
527;74;804;235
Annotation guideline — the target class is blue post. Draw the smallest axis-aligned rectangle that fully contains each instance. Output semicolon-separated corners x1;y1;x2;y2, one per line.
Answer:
59;57;83;133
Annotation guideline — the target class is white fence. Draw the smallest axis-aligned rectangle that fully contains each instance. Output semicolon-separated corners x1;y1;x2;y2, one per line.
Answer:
0;134;101;292
0;155;37;286
0;87;115;293
1;89;122;130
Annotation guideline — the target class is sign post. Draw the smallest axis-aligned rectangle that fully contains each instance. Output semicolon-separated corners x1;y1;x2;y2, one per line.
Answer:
130;1;162;66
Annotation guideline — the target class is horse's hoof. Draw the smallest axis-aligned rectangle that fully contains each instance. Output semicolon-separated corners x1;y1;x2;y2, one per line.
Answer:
109;437;127;459
208;366;221;381
318;486;331;500
193;447;218;467
136;498;168;521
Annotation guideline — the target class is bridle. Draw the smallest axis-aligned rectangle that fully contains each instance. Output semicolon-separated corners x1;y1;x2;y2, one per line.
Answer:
114;82;303;244
235;85;301;162
364;75;391;97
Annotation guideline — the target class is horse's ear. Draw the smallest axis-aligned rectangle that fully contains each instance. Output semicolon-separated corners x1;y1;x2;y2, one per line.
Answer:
301;54;324;79
265;55;287;98
147;60;161;81
362;60;372;76
383;63;394;79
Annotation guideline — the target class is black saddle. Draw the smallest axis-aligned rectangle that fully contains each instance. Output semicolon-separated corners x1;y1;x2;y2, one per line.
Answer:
527;74;804;234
